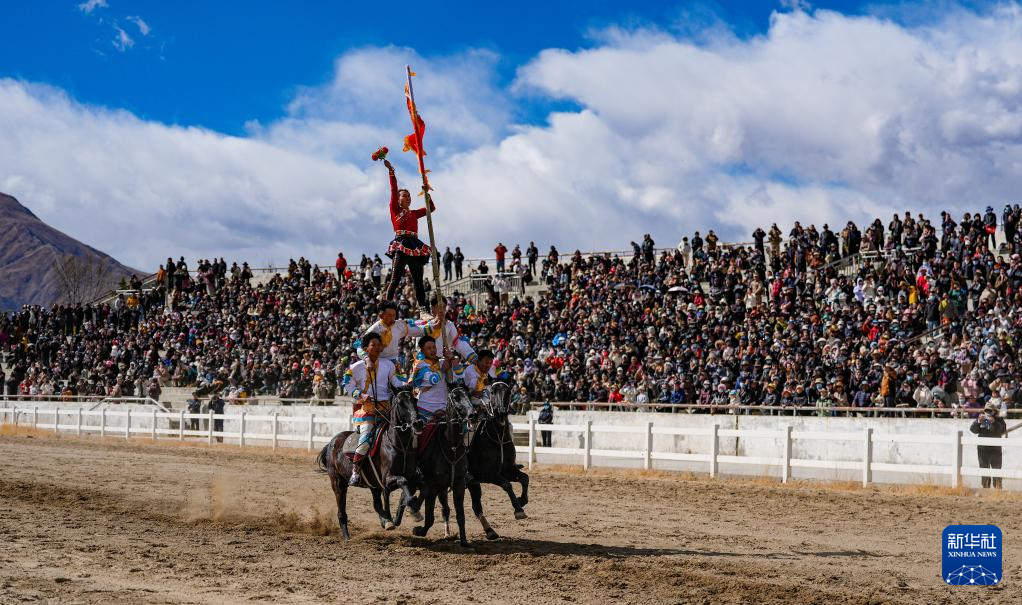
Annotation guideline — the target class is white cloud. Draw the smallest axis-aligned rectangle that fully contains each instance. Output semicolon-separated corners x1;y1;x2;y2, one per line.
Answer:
112;26;133;51
77;0;107;14
127;16;150;36
5;5;1022;270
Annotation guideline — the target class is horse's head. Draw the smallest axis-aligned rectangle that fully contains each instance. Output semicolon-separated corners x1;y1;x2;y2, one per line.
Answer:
391;387;417;431
482;381;512;421
446;386;473;424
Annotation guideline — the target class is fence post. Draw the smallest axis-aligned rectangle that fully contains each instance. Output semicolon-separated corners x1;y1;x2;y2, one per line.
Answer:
528;418;536;469
272;413;279;451
862;427;873;487
151;409;158;440
179;411;185;440
951;430;963;488
709;423;720;478
644;421;654;470
100;408;106;437
239;412;246;448
125;409;132;440
77;407;83;436
583;420;592;471
781;425;792;483
33;406;38;430
307;414;315;452
208;410;214;445
12;407;18;427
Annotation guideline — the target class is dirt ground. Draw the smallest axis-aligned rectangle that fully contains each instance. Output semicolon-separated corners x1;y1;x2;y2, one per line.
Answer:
0;430;1019;604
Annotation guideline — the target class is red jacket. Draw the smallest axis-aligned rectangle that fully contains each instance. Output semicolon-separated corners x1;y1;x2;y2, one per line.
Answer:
389;171;435;234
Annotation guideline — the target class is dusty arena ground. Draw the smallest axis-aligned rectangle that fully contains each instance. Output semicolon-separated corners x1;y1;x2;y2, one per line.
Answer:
1;430;1019;605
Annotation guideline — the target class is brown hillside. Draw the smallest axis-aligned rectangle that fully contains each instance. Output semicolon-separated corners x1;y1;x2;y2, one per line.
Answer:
0;192;141;310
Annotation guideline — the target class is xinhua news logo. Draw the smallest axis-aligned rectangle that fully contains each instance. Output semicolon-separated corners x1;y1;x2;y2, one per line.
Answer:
943;525;1002;586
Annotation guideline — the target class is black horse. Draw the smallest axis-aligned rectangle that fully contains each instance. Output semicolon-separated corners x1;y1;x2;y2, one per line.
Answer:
316;389;421;539
467;381;529;540
408;386;471;547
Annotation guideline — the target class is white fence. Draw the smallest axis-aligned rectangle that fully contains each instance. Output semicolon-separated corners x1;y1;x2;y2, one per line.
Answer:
1;405;1019;489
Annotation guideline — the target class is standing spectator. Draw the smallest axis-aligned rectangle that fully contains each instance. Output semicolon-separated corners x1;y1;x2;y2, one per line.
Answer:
511;244;522;270
527;242;539;274
454;246;465;279
335;252;347;282
186;394;202;430
495;242;508;273
209;394;226;443
970;401;1007;489
442;247;454;281
752;227;766;255
642;234;655;264
538;401;553;447
983;206;998;250
372;255;383;288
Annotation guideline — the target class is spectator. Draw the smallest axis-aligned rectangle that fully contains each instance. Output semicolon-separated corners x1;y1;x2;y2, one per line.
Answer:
186;394;202;430
443;247;454;281
335;252;347;282
527;242;539;274
495;242;508;273
538;401;553;447
454;246;465;279
209;394;226;443
970;401;1007;489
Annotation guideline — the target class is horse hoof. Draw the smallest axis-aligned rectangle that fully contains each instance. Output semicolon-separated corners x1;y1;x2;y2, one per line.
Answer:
514;510;528;520
485;529;499;541
409;509;423;522
459;541;473;550
412;526;427;537
384;521;396;531
341;527;351;541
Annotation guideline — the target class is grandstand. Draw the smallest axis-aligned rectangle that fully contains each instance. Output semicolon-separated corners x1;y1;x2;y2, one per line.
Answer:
3;206;1022;421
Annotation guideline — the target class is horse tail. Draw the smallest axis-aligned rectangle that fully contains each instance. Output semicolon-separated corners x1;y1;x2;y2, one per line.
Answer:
315;440;331;474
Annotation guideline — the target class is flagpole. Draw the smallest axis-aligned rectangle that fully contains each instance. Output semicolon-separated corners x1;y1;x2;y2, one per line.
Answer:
405;65;450;361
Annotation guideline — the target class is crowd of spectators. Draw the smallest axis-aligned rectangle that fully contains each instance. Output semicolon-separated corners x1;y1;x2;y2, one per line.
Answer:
3;204;1022;417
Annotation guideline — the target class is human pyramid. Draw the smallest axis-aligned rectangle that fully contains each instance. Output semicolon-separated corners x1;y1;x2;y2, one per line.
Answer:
319;69;527;547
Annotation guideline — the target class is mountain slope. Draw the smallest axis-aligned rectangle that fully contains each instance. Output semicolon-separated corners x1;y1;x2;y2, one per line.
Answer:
0;192;141;310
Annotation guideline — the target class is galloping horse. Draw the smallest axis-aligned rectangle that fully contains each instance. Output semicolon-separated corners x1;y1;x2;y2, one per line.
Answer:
408;386;471;547
316;389;420;539
467;381;529;539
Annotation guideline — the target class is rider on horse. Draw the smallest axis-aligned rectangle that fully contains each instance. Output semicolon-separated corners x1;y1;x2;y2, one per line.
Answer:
411;334;453;424
457;349;496;445
342;331;405;486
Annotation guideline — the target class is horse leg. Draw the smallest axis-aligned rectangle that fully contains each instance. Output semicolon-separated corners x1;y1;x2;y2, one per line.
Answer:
371;489;394;530
439;490;451;538
411;486;436;537
513;468;529;507
499;480;528;520
453;480;470;548
469;482;498;540
396;476;423;522
388;485;405;527
332;475;350;540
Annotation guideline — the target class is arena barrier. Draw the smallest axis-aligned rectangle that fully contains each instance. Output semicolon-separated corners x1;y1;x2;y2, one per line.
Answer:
1;405;1018;490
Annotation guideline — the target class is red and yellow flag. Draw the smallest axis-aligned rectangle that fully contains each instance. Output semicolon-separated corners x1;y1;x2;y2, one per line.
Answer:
403;72;431;193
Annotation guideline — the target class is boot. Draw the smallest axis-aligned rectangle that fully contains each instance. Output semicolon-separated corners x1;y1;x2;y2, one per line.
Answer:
349;456;363;486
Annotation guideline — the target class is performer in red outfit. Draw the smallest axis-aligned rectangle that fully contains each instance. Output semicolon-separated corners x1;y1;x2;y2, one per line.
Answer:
382;158;434;311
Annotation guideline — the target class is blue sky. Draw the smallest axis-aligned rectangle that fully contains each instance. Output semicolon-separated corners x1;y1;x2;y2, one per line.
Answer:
2;1;875;134
1;1;1020;269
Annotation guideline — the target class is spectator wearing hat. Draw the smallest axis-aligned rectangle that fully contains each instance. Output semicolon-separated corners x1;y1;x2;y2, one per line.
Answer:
970;401;1008;488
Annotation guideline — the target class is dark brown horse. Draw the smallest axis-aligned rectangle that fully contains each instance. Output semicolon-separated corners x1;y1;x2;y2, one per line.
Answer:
316;389;420;539
467;381;529;539
407;386;472;547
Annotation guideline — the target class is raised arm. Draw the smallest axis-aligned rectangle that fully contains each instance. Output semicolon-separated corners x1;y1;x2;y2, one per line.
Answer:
385;160;399;216
412;193;436;218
